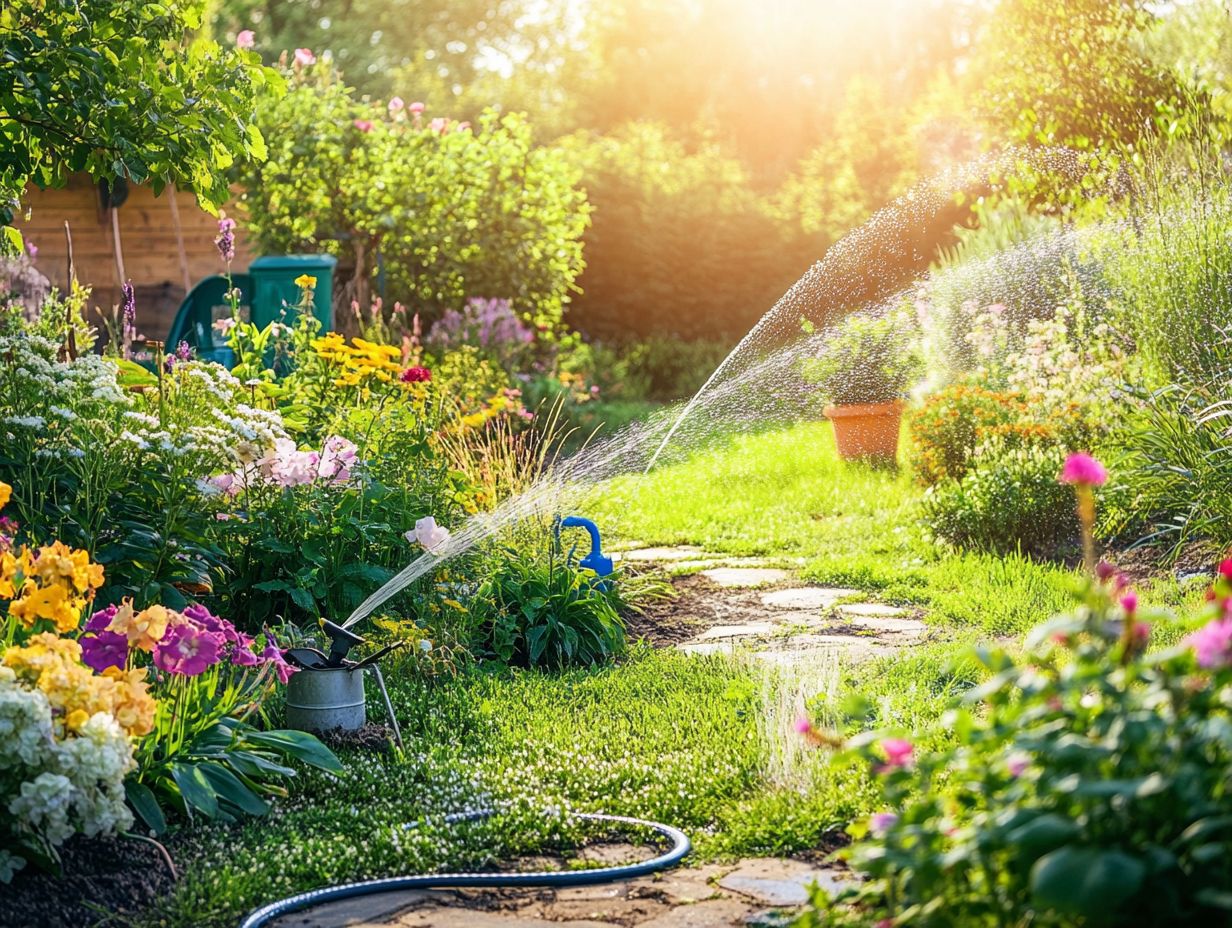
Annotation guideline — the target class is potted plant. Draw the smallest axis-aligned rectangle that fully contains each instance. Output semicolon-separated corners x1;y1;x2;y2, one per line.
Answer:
803;309;923;464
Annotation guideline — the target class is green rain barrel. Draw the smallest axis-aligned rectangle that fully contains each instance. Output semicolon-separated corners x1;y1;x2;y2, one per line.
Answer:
248;254;337;331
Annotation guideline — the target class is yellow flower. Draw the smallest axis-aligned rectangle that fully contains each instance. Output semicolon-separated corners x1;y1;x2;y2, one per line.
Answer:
294;274;317;290
65;708;90;732
30;540;104;594
108;601;172;652
9;581;83;632
0;549;18;599
102;666;156;737
0;480;10;510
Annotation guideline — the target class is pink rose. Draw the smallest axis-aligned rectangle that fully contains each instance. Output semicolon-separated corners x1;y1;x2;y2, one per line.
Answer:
236;29;255;49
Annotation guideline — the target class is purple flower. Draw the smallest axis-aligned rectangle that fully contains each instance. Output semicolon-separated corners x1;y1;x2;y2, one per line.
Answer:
261;644;298;684
215;217;236;264
183;603;242;647
153;621;224;676
25;242;37;259
85;604;118;633
80;631;129;673
1059;452;1107;487
121;281;136;323
869;812;898;836
165;340;193;371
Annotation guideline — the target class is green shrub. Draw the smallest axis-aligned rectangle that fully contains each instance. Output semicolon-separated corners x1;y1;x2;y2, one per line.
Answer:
239;63;589;333
801;562;1232;928
472;551;626;670
802;309;924;406
922;442;1078;558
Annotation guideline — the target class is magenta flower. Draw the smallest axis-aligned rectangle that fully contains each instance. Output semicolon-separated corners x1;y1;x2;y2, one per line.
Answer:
1059;452;1107;487
1120;590;1138;615
80;631;129;673
1221;559;1232;581
879;738;914;769
1187;617;1232;670
154;622;223;676
236;29;255;49
869;812;898;836
261;644;298;684
793;715;813;735
215;217;236;263
85;604;118;633
400;366;431;383
294;47;316;67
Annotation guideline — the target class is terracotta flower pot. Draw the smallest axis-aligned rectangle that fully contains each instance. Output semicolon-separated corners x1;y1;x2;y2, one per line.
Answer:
823;400;904;465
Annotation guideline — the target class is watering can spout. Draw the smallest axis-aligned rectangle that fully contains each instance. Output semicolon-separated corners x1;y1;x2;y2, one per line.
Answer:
555;516;614;580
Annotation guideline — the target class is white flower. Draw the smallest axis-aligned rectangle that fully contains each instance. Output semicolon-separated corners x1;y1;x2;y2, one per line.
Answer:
4;415;46;429
405;516;451;553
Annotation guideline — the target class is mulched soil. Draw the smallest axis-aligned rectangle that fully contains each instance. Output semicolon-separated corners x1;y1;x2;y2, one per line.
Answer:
1107;539;1225;586
1;834;176;928
625;573;787;646
318;722;399;752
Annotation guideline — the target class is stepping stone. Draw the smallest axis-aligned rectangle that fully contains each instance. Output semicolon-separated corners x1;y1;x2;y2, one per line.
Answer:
718;859;856;907
701;567;791;588
760;588;859;610
835;603;908;618
636;898;756;928
843;616;927;636
394;908;607;926
676;641;741;657
694;623;776;641
619;546;707;562
272;890;435;927
632;864;728;905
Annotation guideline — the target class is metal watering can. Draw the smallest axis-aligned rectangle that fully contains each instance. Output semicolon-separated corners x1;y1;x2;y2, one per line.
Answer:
284;620;404;749
554;516;614;589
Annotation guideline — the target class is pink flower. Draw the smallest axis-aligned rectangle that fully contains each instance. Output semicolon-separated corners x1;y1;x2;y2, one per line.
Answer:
1059;452;1107;487
400;366;431;383
1131;621;1151;646
154;622;223;676
388;96;405;114
26;242;38;259
869;812;898;836
353;119;374;133
429;117;448;134
213;316;237;336
1120;590;1138;615
261;644;298;684
318;435;358;483
236;29;255;49
80;631;129;673
294;47;316;67
1095;561;1117;583
1006;753;1030;778
207;471;241;497
405;516;450;552
1187;617;1232;669
1220;559;1232;581
409;101;425;114
793;715;814;735
879;738;914;769
263;438;319;487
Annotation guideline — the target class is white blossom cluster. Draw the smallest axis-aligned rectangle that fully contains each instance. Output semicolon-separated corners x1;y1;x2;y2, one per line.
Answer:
0;670;135;883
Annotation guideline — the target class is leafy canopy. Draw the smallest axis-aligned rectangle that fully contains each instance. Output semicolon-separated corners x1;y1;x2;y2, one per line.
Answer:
0;0;282;235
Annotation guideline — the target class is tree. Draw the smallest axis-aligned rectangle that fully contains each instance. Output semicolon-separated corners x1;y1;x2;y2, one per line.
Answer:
0;0;280;244
970;0;1187;151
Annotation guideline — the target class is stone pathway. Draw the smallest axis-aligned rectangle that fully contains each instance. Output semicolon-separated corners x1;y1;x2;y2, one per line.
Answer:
615;546;929;664
270;856;855;928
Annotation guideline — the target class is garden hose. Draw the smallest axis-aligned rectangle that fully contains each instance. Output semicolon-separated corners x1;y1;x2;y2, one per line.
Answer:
238;810;691;928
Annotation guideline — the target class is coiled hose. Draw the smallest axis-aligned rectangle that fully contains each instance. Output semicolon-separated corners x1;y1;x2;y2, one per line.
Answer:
238;810;691;928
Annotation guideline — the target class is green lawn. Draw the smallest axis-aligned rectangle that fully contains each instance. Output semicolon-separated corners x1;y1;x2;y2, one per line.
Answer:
148;421;1208;926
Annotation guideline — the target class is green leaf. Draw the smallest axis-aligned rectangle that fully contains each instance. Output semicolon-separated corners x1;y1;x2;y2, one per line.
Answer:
198;762;269;816
1030;847;1145;917
1006;814;1080;860
125;780;168;835
170;762;219;819
245;729;343;772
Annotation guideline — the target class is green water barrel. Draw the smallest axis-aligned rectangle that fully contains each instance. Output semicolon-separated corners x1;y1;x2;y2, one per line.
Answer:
249;254;337;331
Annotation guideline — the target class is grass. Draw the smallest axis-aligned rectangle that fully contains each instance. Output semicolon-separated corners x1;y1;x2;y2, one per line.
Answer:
144;421;1212;926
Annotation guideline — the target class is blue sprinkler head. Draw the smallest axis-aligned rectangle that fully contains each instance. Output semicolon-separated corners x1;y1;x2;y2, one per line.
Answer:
555;516;614;583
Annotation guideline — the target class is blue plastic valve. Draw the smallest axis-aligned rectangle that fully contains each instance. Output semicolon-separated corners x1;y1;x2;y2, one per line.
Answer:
555;516;614;584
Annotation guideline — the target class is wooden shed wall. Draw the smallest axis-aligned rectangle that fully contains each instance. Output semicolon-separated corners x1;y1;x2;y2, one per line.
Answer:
15;175;251;340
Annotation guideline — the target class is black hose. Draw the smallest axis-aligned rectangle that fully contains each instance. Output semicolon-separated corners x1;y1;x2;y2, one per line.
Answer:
238;811;691;928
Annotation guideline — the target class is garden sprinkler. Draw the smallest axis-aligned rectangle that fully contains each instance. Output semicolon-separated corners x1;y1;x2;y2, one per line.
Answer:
554;516;614;589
